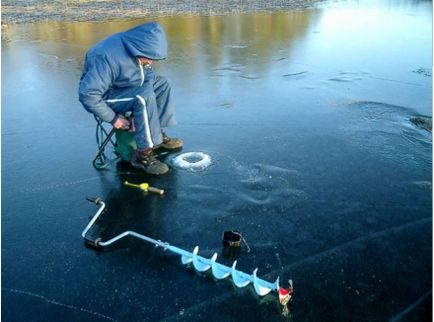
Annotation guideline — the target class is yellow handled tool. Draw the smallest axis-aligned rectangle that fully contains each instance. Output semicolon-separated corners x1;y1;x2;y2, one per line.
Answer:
124;181;164;196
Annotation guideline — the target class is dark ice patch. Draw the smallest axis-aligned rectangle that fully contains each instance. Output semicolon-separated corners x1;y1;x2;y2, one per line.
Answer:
240;74;260;80
212;64;245;73
410;116;432;132
282;71;307;77
329;76;363;82
218;102;234;108
413;67;432;77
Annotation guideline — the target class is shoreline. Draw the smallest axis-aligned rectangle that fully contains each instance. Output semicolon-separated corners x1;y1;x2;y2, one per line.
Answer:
2;0;324;24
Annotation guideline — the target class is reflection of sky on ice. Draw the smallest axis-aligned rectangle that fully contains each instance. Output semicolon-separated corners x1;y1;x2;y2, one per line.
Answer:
2;1;432;321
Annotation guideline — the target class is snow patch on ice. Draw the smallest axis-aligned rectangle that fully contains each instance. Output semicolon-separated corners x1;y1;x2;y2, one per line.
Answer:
170;152;212;172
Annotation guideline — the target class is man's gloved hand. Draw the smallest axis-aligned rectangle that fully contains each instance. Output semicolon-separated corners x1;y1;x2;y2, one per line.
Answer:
128;116;136;132
112;114;130;130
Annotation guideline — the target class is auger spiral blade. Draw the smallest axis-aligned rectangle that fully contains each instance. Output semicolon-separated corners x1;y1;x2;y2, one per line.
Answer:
211;253;231;280
181;254;193;265
231;261;251;288
192;246;212;272
253;268;273;296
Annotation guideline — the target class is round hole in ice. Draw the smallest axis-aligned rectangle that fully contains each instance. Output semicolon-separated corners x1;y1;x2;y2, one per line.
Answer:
171;152;212;172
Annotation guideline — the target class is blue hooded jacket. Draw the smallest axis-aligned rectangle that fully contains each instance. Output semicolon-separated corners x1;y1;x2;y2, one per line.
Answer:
79;22;168;123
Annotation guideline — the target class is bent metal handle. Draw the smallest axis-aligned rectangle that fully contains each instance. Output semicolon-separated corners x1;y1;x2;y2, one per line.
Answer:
82;197;292;301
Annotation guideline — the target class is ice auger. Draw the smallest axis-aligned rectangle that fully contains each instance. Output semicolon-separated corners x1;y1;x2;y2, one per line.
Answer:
82;198;293;306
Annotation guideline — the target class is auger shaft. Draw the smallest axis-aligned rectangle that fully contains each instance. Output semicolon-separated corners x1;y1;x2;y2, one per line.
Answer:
82;198;282;297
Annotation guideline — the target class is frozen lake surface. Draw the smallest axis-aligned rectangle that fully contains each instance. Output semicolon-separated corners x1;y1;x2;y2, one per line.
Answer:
2;1;432;321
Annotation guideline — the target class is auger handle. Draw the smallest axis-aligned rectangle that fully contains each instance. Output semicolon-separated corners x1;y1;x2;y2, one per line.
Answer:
147;186;164;196
124;181;140;188
124;181;164;195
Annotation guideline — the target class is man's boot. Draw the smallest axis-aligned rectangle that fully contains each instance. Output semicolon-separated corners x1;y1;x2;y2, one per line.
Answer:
155;132;183;151
131;148;169;175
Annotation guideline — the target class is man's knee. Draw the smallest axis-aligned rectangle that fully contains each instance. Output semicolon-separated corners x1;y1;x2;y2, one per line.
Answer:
155;75;171;92
135;93;157;109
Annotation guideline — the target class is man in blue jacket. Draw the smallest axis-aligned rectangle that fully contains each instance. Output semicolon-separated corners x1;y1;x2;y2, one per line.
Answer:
79;22;182;175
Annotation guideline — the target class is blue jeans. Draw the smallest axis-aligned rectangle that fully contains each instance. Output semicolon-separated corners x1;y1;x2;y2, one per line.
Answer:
103;75;177;150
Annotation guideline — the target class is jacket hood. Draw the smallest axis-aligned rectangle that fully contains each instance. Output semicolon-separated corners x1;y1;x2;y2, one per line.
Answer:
121;22;168;60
